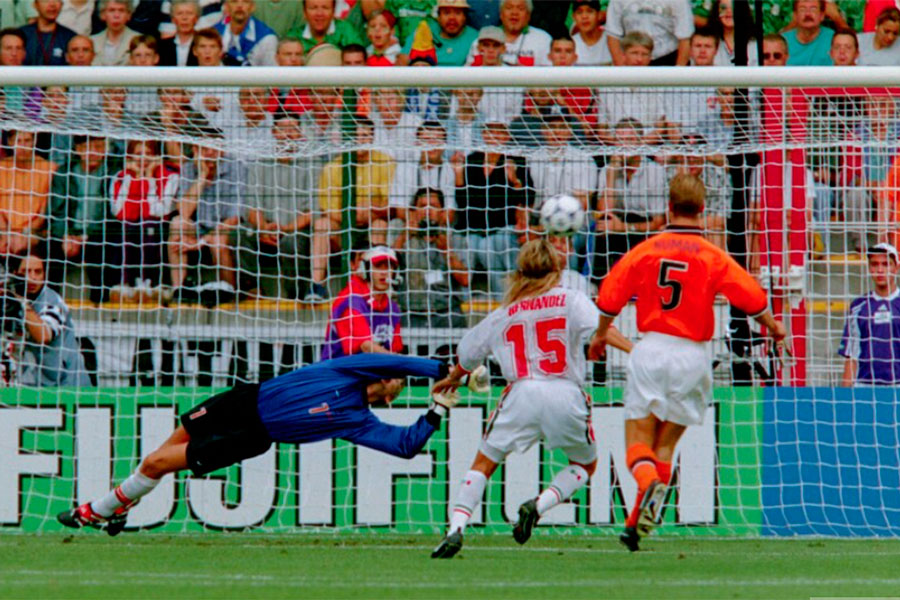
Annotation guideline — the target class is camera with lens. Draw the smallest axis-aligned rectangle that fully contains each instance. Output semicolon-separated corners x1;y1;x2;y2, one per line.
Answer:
415;218;441;239
0;270;25;334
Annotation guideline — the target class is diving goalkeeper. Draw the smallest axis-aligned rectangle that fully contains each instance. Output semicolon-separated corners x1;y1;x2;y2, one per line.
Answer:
58;353;487;536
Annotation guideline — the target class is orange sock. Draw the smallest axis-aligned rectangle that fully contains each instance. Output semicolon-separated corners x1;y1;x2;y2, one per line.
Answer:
655;460;672;486
626;443;660;493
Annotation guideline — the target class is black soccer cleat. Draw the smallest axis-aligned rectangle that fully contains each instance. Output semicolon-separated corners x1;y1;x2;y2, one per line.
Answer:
57;503;127;537
431;530;463;559
636;480;667;537
512;498;540;545
619;526;641;552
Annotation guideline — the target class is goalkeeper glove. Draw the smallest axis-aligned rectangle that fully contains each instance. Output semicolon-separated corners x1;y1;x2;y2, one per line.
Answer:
462;365;490;394
429;390;460;420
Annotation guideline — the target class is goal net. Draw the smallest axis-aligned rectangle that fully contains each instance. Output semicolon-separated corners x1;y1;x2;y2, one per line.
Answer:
2;67;899;537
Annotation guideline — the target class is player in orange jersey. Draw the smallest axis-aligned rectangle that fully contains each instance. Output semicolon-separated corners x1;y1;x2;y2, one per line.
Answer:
588;173;786;551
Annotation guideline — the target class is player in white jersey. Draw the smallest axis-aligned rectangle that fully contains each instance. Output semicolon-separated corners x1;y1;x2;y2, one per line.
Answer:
431;238;631;558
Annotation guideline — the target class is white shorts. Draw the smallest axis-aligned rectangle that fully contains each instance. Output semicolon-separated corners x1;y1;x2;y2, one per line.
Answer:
624;332;712;426
480;379;596;465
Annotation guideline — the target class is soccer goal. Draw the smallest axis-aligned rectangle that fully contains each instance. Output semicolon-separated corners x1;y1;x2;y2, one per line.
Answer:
0;65;898;536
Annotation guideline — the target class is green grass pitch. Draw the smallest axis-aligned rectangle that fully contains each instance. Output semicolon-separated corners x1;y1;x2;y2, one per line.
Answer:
2;533;900;599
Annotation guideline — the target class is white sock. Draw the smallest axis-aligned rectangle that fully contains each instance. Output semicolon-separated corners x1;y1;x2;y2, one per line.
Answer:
448;470;488;534
535;464;590;516
91;471;160;518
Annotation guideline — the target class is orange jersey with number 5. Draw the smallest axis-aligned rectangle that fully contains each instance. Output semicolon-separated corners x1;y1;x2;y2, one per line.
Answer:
597;228;769;342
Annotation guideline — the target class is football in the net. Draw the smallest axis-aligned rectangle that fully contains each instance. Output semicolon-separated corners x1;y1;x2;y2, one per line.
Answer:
539;194;586;236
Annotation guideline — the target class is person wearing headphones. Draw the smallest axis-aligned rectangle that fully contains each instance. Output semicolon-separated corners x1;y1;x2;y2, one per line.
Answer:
321;246;404;360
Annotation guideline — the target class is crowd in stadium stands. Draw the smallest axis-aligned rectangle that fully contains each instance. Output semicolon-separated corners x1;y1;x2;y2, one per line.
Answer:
0;0;899;322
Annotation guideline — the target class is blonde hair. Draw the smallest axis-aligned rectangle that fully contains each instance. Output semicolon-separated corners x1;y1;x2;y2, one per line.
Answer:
669;172;706;217
503;238;562;306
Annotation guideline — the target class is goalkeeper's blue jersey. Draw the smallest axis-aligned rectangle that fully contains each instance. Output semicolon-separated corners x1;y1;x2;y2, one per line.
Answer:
256;354;446;458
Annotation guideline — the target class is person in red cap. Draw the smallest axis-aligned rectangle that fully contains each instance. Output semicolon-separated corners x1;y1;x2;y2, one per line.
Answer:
321;246;404;360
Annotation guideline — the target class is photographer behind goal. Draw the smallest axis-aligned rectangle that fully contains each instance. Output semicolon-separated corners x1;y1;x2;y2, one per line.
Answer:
0;255;90;386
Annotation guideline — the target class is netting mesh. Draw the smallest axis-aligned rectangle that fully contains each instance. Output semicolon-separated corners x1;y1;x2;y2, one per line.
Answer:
1;82;899;535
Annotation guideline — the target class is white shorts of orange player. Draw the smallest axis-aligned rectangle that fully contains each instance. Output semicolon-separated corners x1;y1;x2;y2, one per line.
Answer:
624;332;713;426
479;379;597;466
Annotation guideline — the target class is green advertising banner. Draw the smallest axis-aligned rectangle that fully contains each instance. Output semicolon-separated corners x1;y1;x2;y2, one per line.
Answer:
0;387;762;535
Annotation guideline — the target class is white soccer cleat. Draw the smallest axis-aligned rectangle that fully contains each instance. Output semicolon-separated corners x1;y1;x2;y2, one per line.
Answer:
465;365;490;394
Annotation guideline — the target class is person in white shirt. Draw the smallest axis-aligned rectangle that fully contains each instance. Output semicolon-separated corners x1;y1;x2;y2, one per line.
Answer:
372;88;423;162
529;112;595;212
465;0;551;66
226;87;275;153
58;0;95;35
390;121;457;224
594;32;667;145
571;0;611;65
606;0;694;66
708;0;757;66
859;7;900;66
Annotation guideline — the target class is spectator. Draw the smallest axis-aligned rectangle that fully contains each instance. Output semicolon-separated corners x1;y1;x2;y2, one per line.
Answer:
839;243;900;386
318;119;395;257
594;32;666;145
529;111;594;213
168;129;244;300
762;31;789;65
864;0;899;32
240;113;323;299
785;0;834;65
159;0;222;38
96;87;137;155
859;7;900;65
393;187;469;328
126;35;162;115
21;0;77;65
300;87;344;158
0;130;57;256
708;0;758;65
390;121;457;223
320;245;403;359
571;0;612;66
446;87;484;154
108;138;179;302
58;0;94;35
151;87;207;166
215;0;277;66
468;27;525;124
365;8;405;66
606;0;693;66
592;118;668;280
400;0;477;67
287;0;365;53
65;32;94;64
454;120;533;298
371;88;423;162
857;97;900;245
252;0;305;39
670;133;730;250
13;255;91;387
0;27;27;113
227;87;275;151
0;0;29;29
91;0;139;66
46;134;120;302
549;33;595;126
189;29;241;129
690;25;719;66
158;0;200;67
36;86;74;168
466;0;551;66
341;42;367;65
268;39;309;115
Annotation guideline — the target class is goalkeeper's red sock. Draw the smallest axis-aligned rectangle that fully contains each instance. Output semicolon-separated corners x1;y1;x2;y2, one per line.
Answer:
91;471;159;518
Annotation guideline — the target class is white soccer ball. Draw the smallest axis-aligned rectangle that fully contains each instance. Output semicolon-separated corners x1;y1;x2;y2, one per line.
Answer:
539;194;586;236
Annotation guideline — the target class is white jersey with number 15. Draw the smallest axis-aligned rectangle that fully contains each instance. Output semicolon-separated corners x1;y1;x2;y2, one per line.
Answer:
457;286;600;388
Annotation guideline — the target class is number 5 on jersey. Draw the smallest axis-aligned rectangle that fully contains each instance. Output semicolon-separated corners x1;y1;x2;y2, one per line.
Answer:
658;260;689;311
503;317;568;378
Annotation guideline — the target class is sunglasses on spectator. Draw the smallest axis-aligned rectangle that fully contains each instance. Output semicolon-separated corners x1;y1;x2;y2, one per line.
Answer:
764;52;784;60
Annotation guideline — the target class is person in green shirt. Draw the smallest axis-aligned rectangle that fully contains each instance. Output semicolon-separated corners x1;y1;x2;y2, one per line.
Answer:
286;0;364;52
402;0;478;66
253;0;307;39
